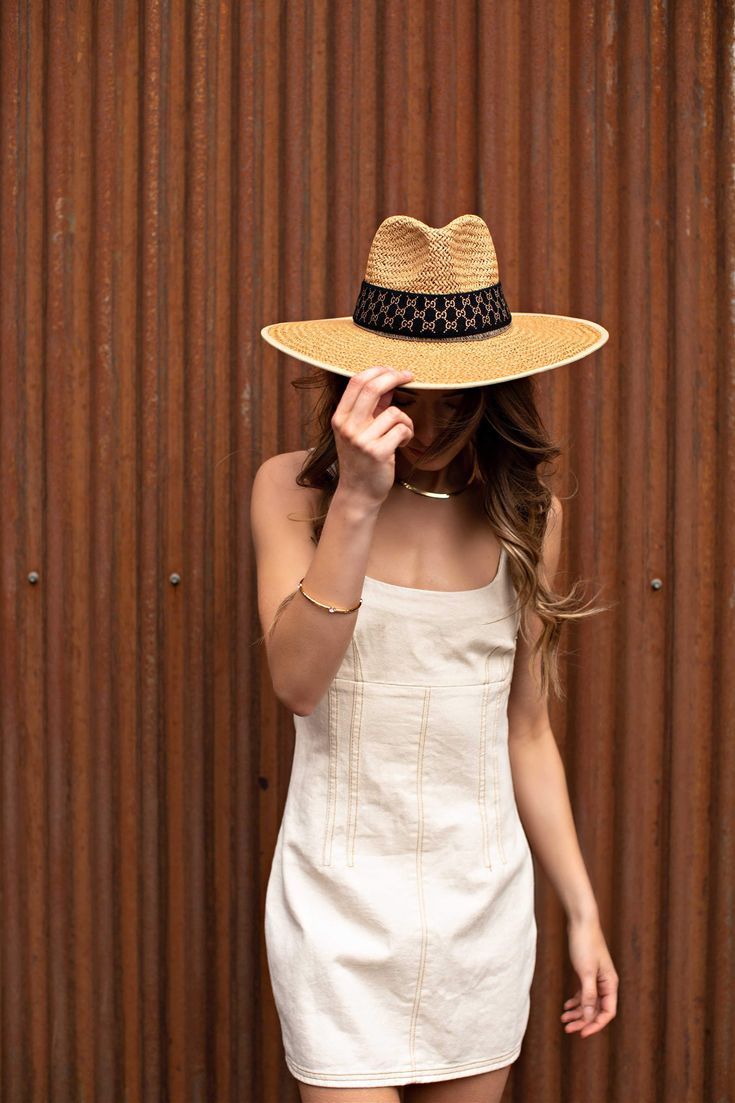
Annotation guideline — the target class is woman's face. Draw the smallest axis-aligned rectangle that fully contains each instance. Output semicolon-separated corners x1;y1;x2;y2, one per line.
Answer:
391;385;477;470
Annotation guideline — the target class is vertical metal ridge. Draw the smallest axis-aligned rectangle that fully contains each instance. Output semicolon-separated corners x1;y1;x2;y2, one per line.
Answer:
662;4;719;1100
708;7;735;1101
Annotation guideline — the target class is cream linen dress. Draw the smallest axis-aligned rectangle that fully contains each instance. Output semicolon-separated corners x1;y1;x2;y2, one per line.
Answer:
264;544;537;1088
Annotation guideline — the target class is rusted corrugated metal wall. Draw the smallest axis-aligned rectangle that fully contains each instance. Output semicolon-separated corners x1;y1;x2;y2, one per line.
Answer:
1;2;732;1101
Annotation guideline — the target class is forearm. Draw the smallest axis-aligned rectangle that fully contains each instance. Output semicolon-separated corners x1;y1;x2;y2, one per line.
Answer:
508;727;600;925
267;485;381;715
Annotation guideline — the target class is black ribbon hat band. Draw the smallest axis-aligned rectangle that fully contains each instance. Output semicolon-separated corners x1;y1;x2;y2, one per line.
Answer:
352;278;513;342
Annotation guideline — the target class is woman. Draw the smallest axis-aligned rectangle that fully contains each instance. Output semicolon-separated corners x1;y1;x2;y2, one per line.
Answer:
251;215;619;1102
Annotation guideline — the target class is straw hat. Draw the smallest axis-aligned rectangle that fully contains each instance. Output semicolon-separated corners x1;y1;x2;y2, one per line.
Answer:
260;214;608;389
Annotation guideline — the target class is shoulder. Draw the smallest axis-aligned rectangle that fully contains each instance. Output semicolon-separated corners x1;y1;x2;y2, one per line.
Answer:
254;447;311;477
252;449;316;494
250;449;320;528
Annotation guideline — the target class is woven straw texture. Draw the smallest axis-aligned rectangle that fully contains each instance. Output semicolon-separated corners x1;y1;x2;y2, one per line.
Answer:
262;313;607;388
261;214;609;388
363;214;500;292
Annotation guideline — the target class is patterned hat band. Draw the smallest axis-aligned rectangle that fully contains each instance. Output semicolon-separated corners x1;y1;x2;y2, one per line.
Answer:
352;278;513;342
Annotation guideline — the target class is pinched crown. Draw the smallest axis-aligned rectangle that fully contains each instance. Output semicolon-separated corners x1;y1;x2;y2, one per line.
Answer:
362;214;500;294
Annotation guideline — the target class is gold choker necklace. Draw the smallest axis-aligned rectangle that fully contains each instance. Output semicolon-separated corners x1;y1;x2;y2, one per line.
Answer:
396;472;475;499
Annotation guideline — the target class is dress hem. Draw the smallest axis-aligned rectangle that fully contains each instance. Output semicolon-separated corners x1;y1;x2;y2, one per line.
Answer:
284;1040;523;1087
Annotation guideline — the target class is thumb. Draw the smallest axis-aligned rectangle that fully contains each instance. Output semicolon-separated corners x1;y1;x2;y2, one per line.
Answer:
581;975;598;1021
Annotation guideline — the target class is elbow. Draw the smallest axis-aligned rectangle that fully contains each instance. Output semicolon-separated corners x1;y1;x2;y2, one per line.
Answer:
272;679;315;718
268;651;324;717
289;700;314;718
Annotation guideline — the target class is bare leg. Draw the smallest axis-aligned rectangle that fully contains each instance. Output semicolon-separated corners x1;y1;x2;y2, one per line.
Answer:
404;1064;512;1103
296;1082;404;1103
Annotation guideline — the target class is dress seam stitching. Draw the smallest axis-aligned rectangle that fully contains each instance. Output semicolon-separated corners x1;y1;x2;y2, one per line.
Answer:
408;687;432;1073
331;675;512;689
346;636;364;867
479;650;495;868
284;1039;523;1081
491;686;508;864
321;683;339;866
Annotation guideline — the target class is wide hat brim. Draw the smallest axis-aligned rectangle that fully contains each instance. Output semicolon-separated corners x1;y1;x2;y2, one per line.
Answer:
261;312;609;389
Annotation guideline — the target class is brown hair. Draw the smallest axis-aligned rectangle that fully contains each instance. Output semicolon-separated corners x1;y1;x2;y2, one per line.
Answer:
264;367;613;701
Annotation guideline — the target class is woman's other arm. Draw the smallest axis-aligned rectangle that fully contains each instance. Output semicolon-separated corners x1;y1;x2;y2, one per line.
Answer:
506;495;619;1037
506;496;598;922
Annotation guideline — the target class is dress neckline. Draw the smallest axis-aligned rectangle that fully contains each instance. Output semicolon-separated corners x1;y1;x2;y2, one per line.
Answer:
363;546;506;596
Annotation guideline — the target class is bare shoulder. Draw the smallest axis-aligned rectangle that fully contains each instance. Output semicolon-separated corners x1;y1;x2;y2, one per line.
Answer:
505;493;563;737
250;448;320;553
253;448;314;490
249;449;323;642
251;449;322;508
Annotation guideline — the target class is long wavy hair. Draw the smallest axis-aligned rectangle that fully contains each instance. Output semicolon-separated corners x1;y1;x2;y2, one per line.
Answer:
265;367;612;701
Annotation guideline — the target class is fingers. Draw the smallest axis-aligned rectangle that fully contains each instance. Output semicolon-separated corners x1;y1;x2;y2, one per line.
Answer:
580;974;599;1023
332;366;385;422
563;1007;615;1037
360;404;414;448
560;993;586;1031
337;367;414;426
561;982;618;1038
561;998;597;1035
371;419;416;456
560;978;597;1018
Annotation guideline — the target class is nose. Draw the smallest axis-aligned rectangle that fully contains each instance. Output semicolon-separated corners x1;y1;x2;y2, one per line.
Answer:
403;405;453;452
409;419;439;451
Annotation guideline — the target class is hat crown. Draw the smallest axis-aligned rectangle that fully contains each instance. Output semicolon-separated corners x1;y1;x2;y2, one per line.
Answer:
363;214;500;295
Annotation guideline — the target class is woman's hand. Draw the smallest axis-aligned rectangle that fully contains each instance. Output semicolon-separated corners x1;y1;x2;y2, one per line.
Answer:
331;366;416;507
561;917;619;1038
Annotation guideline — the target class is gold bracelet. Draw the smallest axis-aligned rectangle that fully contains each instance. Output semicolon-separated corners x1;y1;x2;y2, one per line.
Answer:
297;578;363;614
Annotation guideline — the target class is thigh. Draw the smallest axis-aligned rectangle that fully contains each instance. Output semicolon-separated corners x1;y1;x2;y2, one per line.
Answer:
404;1064;512;1103
296;1081;404;1103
